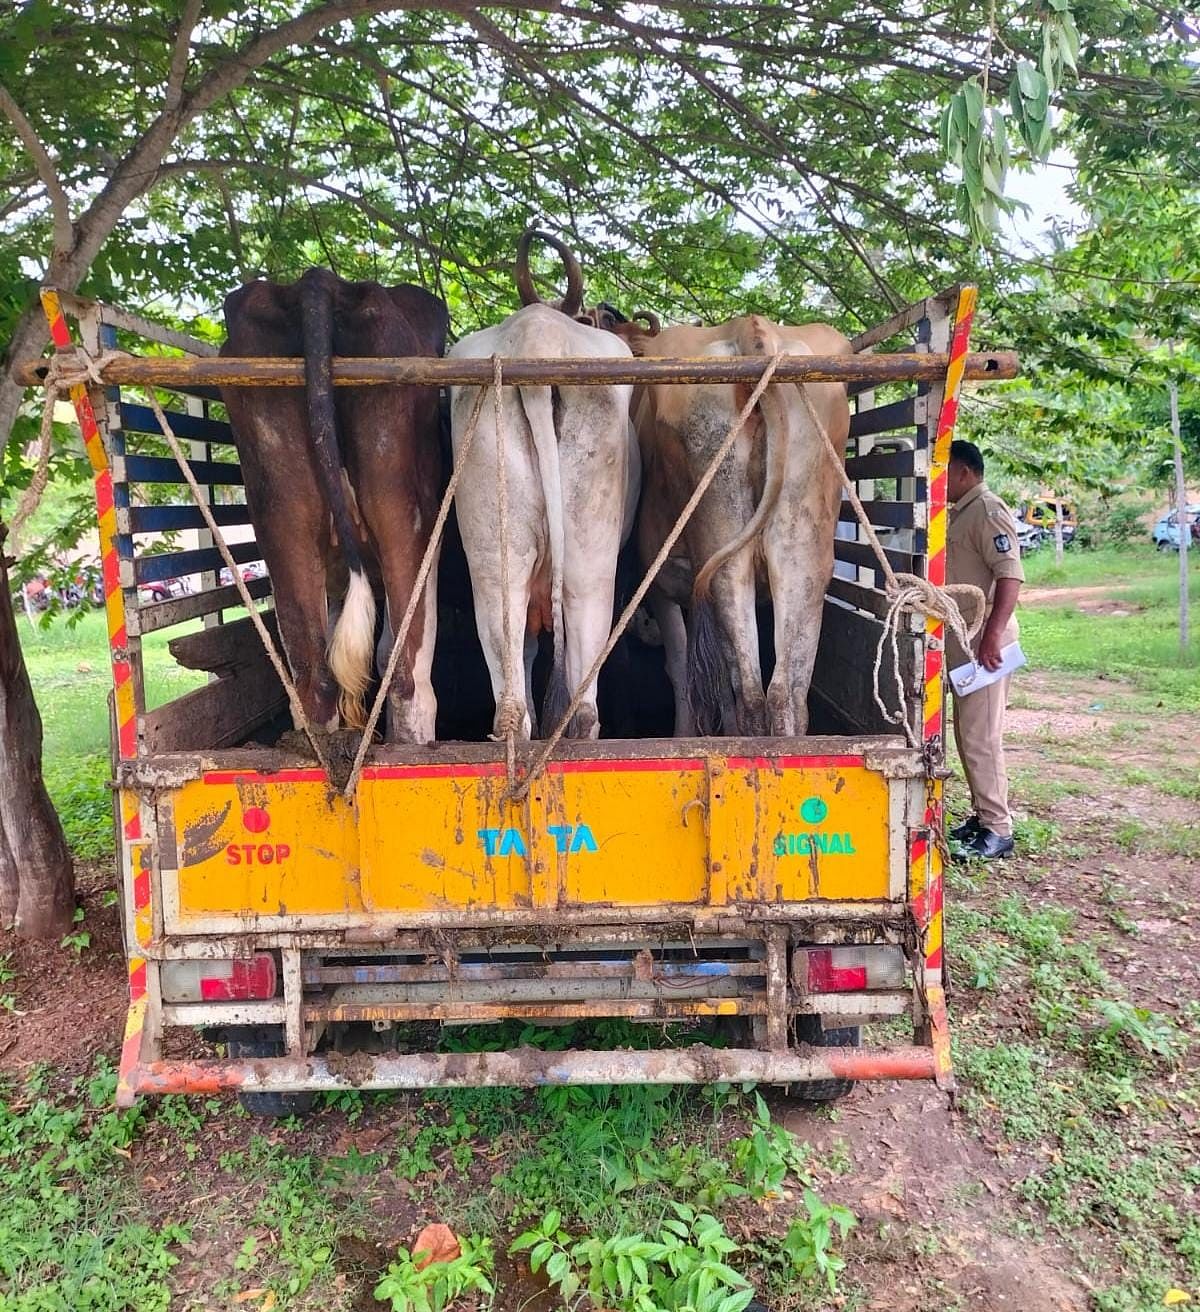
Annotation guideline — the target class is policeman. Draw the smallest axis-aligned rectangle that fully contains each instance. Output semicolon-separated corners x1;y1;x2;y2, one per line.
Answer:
946;440;1024;859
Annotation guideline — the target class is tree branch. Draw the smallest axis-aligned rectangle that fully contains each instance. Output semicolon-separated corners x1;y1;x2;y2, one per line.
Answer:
157;156;505;280
0;85;73;253
164;0;204;111
463;10;864;321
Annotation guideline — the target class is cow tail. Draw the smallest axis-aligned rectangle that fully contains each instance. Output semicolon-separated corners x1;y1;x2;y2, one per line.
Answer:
686;595;727;735
516;385;568;732
692;318;791;602
300;271;376;730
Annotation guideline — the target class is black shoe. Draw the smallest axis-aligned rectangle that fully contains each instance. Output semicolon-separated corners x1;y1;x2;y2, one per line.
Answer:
963;828;1014;860
949;815;981;842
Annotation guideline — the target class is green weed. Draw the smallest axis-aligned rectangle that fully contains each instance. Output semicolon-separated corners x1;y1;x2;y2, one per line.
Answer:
0;1063;187;1311
0;953;17;1012
394;1110;478;1181
512;1203;754;1312
1010;814;1061;854
730;1093;810;1198
1089;998;1183;1066
60;905;90;955
779;1191;857;1294
1113;819;1200;858
374;1234;495;1311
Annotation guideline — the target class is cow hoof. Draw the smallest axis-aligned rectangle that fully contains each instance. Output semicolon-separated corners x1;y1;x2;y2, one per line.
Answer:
566;707;599;740
740;704;769;737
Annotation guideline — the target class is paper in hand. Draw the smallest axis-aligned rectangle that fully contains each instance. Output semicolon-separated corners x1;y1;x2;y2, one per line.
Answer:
948;642;1027;697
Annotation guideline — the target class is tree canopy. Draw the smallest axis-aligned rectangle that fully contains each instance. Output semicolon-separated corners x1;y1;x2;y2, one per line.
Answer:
1;0;1197;491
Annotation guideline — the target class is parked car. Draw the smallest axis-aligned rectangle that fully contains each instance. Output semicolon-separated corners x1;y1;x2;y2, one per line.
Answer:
1016;522;1044;555
1019;497;1076;546
1152;505;1200;551
138;577;191;605
219;562;267;585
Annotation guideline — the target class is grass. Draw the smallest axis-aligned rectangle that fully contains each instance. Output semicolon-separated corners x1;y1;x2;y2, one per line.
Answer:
950;868;1200;1311
18;609;203;857
0;1048;855;1311
1021;541;1198;591
1017;544;1199;708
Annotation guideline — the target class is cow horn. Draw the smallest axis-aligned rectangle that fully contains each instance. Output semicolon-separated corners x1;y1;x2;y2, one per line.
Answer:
632;310;662;334
515;228;585;317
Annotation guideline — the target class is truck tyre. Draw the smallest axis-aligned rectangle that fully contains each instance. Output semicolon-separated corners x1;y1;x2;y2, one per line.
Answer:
224;1027;316;1119
787;1015;860;1103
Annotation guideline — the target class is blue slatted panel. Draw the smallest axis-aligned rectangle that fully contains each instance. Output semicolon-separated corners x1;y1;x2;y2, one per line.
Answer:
118;402;234;446
122;454;244;485
134;541;263;584
128;503;253;533
837;500;917;529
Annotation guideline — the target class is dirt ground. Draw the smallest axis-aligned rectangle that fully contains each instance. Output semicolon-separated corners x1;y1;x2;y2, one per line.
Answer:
1;667;1197;1311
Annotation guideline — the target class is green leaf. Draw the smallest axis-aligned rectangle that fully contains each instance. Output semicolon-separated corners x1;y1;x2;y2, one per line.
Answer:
994;109;1011;172
962;79;985;125
546;1250;570;1286
938;101;956;160
982;158;1005;199
1016;59;1045;100
1009;75;1026;123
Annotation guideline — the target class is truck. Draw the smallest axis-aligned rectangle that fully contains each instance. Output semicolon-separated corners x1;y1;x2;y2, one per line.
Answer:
38;283;1014;1112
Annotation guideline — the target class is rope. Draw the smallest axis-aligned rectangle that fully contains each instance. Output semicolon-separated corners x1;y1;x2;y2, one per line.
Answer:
794;385;984;747
341;380;492;799
11;350;123;534
489;355;521;792
509;351;786;801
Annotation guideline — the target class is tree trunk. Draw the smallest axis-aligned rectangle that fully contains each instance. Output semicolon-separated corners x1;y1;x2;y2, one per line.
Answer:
0;815;17;930
0;523;74;939
0;301;51;454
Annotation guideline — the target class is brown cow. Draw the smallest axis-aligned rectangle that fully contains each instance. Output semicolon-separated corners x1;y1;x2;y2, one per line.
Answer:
221;268;448;742
616;314;852;738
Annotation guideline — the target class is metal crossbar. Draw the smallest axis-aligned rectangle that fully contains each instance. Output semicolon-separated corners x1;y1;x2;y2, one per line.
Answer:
21;350;1019;390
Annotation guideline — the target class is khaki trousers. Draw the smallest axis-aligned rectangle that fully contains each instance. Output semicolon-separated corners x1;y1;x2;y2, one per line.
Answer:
952;674;1013;836
948;617;1017;838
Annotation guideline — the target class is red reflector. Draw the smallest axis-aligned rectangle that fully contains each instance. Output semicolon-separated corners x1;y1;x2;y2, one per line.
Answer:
199;954;277;1001
806;949;869;992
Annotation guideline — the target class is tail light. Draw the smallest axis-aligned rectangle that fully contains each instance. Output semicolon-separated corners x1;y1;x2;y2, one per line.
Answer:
798;945;905;992
161;954;277;1003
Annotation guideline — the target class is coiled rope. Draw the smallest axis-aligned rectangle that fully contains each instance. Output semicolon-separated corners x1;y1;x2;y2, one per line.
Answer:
794;386;984;746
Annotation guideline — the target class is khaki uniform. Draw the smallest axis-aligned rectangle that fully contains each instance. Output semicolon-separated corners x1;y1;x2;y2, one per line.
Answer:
947;482;1025;838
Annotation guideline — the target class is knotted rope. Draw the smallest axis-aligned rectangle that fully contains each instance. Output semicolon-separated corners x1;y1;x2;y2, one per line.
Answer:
794;386;984;747
11;349;123;534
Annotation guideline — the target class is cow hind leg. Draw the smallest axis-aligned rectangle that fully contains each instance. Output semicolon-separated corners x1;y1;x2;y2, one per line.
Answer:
650;588;694;737
764;532;831;738
558;584;613;740
471;563;537;742
376;557;440;745
696;562;767;736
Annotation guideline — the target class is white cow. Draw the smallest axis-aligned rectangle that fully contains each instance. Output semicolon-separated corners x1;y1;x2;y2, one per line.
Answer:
448;235;639;741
